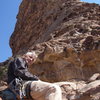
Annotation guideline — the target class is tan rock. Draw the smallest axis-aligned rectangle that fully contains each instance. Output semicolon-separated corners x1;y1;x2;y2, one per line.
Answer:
0;0;100;99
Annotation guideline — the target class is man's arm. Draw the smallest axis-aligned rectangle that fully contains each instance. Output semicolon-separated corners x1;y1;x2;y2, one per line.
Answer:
13;57;39;80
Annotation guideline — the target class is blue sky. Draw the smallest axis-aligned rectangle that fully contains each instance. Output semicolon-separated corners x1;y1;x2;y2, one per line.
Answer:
0;0;22;62
81;0;100;4
0;0;100;62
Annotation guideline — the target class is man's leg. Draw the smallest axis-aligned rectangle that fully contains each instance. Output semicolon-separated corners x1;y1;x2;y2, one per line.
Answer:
30;80;62;100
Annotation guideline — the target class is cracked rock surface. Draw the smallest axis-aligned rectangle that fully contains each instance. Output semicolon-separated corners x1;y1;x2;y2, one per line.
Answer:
9;0;100;82
0;0;100;99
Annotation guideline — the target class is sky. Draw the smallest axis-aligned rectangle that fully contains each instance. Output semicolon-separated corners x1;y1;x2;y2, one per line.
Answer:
0;0;22;62
0;0;100;62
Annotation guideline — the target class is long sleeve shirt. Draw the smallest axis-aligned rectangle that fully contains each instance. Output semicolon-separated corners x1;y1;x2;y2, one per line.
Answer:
7;57;39;84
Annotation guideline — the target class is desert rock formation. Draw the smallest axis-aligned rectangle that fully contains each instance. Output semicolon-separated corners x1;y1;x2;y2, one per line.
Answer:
0;0;100;99
10;0;100;82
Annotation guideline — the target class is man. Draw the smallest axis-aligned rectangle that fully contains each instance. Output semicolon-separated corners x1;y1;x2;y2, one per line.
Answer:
7;51;62;100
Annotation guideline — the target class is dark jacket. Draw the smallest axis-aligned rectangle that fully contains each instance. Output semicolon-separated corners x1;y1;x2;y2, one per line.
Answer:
7;57;39;84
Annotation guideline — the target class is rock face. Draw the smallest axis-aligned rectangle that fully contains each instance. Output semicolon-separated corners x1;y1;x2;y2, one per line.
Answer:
1;0;99;99
10;0;100;82
3;0;100;100
0;74;100;100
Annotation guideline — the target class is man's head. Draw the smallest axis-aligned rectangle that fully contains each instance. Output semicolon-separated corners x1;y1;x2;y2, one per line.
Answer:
23;51;37;65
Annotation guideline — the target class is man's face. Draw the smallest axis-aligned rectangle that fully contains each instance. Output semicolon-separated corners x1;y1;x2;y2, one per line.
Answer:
25;55;35;65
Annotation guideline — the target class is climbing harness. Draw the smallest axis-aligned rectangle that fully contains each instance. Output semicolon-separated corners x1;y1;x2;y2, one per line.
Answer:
8;78;25;100
8;78;33;100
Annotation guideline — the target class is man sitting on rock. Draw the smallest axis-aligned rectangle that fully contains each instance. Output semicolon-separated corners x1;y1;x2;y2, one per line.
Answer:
6;51;62;100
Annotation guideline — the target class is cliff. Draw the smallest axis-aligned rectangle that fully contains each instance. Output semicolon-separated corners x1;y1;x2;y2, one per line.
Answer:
0;0;100;99
10;0;100;82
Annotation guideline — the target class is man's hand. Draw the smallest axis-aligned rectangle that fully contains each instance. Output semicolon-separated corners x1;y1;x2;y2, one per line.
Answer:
33;75;39;80
0;97;2;100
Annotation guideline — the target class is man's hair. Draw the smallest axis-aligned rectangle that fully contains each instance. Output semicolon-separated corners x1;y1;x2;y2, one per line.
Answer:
25;51;37;59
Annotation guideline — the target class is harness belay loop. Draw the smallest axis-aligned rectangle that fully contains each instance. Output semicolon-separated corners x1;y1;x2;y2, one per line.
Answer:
8;78;26;100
